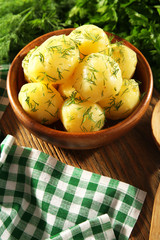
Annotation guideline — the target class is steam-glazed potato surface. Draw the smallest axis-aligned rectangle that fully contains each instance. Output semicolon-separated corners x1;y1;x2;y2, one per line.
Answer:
60;93;105;132
18;82;63;125
22;35;80;84
73;53;123;103
69;24;110;57
99;79;140;120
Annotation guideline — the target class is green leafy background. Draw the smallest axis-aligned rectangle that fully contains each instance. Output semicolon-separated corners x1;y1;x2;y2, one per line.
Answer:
0;0;160;90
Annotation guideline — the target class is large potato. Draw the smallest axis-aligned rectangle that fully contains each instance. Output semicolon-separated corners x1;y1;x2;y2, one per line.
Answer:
69;24;110;57
106;43;137;79
18;82;63;125
73;53;122;103
99;79;140;120
23;35;80;84
60;96;105;132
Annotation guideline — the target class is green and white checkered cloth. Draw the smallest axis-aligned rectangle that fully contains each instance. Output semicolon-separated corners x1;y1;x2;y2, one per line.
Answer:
0;64;10;120
0;135;146;240
0;65;146;239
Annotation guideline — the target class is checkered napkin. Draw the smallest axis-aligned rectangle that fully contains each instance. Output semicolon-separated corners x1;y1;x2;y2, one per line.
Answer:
0;65;146;239
0;64;10;120
0;135;146;240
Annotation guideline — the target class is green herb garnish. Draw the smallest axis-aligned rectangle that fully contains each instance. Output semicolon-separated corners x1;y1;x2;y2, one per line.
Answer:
1;0;160;91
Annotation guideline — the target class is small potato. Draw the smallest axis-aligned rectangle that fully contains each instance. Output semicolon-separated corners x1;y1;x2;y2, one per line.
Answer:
60;96;105;132
99;79;140;120
22;47;57;88
22;48;36;83
73;53;122;103
69;24;110;57
106;43;137;79
18;82;63;125
58;76;78;99
24;35;80;84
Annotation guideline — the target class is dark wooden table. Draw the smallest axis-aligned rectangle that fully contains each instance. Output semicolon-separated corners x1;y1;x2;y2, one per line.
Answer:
1;89;160;240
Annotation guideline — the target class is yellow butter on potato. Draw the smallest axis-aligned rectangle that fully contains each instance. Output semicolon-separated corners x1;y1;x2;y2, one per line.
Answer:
106;43;137;79
99;78;140;120
69;24;110;57
73;53;122;103
23;34;80;84
60;94;105;132
18;82;63;125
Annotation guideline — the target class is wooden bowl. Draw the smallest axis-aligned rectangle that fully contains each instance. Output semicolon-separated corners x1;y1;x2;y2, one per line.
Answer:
7;29;153;149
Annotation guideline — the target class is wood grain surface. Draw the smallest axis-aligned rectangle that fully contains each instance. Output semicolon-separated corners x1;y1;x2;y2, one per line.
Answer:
149;183;160;240
1;89;160;240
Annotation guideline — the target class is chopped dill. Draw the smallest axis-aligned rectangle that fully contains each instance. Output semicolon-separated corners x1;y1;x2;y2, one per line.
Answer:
140;92;146;101
48;44;75;59
41;118;49;124
120;87;129;96
31;87;37;93
45;108;59;118
112;65;119;77
104;96;123;113
40;72;58;82
85;64;98;86
65;91;85;106
81;106;95;125
68;116;75;121
25;96;39;112
43;83;54;93
57;68;63;80
80;125;88;132
83;30;102;43
45;99;55;108
39;52;44;63
95;119;104;129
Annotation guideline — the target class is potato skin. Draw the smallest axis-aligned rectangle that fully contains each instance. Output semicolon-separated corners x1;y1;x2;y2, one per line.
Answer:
106;43;137;79
99;79;140;120
73;53;122;103
60;95;105;132
23;35;80;85
69;24;110;57
18;82;63;125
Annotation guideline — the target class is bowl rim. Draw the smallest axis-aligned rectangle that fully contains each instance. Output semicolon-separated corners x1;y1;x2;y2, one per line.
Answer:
7;28;153;139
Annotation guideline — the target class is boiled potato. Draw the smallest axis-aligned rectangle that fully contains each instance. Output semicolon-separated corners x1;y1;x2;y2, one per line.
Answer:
20;24;140;132
73;53;122;103
18;82;63;125
58;76;78;99
69;24;110;57
23;35;80;84
99;79;140;120
106;43;137;79
22;48;36;83
60;96;105;132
